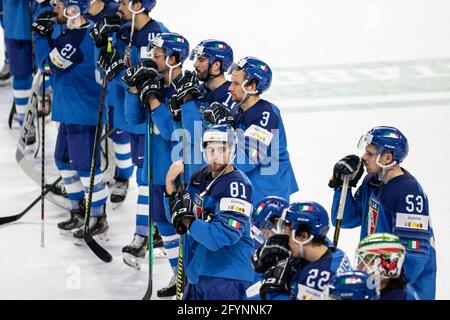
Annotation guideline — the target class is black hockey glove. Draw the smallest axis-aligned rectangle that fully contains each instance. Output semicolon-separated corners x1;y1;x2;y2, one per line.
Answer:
169;191;196;235
137;76;163;106
328;154;364;189
203;102;235;128
252;234;291;274
168;70;201;120
89;12;121;48
122;60;158;87
97;46;126;81
260;258;292;300
31;10;57;38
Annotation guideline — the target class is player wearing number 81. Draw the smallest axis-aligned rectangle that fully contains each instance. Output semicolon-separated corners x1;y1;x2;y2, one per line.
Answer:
328;126;436;300
165;124;254;299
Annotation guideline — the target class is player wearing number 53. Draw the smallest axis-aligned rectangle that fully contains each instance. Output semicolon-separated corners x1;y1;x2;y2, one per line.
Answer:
328;126;437;300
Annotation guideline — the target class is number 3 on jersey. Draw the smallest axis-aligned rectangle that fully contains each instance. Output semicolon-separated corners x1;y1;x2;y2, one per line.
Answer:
260;111;270;127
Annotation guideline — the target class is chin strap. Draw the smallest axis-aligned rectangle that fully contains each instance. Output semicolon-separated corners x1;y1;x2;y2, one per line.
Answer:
375;154;397;181
292;231;314;258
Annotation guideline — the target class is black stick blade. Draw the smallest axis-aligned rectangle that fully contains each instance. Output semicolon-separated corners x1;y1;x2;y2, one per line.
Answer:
84;233;113;263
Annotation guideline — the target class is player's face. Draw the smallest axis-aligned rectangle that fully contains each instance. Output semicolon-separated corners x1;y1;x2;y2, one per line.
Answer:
194;56;210;81
53;1;67;24
284;224;300;257
229;70;246;102
150;48;168;73
119;0;132;21
361;145;381;174
205;142;231;173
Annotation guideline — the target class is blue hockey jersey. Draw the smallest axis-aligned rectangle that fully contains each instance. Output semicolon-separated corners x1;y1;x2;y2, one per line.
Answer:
198;80;235;111
330;169;437;300
45;22;101;126
232;99;299;205
2;0;31;40
183;166;255;284
265;247;352;300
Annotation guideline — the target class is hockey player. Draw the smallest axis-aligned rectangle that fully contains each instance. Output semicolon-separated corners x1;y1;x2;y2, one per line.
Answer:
2;0;34;127
322;270;380;300
86;0;134;207
355;233;419;300
166;124;254;300
124;31;197;297
96;1;179;297
259;202;352;300
33;0;110;240
189;39;235;113
328;126;437;299
228;57;298;206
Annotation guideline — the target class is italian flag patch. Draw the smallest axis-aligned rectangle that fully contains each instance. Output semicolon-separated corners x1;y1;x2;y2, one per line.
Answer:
250;148;259;158
228;219;241;229
408;240;420;249
256;203;266;215
300;205;314;212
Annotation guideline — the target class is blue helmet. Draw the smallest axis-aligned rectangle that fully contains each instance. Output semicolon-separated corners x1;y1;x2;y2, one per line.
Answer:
129;0;156;12
324;271;379;300
358;126;409;163
190;39;234;73
149;32;190;64
202;124;237;150
251;196;289;244
63;0;90;13
285;202;330;238
228;56;272;93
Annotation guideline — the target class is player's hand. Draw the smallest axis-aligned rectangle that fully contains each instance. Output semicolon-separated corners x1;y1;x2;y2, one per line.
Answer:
169;70;201;120
137;76;163;107
122;60;158;87
169;191;195;234
328;154;364;189
97;46;126;81
31;10;57;38
252;234;291;273
203;102;235;129
90;12;121;48
260;258;292;300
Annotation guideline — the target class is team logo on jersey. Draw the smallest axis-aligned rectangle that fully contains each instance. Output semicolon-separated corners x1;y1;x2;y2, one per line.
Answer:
395;213;429;231
368;197;380;235
193;194;204;219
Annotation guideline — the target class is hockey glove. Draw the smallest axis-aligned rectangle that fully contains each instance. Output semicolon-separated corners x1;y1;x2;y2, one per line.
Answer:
252;234;291;274
89;12;121;48
168;70;201;120
97;46;126;81
169;191;196;235
122;60;158;87
137;76;163;106
203;102;235;129
260;258;292;300
328;154;364;189
31;10;57;38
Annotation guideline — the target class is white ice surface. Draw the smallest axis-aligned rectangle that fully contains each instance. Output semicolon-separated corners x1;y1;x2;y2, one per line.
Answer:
0;0;449;299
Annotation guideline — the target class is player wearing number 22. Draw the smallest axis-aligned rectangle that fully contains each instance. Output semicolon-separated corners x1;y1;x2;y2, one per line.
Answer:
329;126;437;300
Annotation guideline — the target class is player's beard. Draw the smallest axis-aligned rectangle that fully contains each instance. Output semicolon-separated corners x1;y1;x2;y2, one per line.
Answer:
209;162;228;176
194;68;208;82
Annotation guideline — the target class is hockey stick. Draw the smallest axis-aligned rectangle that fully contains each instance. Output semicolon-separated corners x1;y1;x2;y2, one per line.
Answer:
0;128;115;226
0;176;62;226
176;127;188;300
142;113;154;300
15;71;70;210
40;66;47;248
333;175;350;246
82;38;114;263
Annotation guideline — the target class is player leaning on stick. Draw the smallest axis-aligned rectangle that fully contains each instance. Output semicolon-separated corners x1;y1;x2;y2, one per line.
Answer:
328;126;437;299
166;124;254;300
33;0;109;240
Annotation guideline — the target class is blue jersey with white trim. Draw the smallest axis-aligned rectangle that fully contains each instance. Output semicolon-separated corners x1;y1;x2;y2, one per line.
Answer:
119;19;168;134
183;166;254;284
2;0;31;40
232;99;299;205
330;169;436;300
266;247;352;300
45;22;102;125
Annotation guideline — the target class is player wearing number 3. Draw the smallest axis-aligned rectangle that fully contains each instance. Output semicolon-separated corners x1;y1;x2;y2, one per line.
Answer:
328;126;437;299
